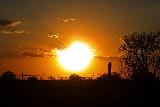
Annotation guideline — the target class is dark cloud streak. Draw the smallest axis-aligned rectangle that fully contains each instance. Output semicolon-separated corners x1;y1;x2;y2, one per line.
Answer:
0;19;30;35
20;48;55;58
0;19;22;27
1;29;29;34
21;51;55;57
21;52;46;57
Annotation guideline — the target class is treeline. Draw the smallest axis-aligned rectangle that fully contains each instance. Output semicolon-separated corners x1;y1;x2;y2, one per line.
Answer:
0;70;122;81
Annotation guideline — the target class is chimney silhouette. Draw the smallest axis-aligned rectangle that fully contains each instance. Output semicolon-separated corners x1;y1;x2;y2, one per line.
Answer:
108;62;112;80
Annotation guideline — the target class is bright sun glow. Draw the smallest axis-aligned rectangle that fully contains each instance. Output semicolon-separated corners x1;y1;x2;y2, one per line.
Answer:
57;42;94;72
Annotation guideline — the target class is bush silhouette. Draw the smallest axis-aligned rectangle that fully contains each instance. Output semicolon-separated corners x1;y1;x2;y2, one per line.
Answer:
0;71;17;80
27;76;38;80
111;72;123;80
69;74;82;80
96;73;122;80
96;73;107;80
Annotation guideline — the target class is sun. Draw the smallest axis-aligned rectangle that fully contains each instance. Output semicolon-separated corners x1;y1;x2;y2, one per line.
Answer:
57;41;94;72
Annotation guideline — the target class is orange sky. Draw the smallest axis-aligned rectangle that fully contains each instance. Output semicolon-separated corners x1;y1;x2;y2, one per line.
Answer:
0;0;160;77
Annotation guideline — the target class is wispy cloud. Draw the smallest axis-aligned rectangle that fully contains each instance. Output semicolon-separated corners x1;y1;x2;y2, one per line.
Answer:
48;33;59;38
20;48;55;58
0;18;30;35
21;51;55;58
1;30;29;34
21;52;46;57
94;56;107;60
56;17;77;23
0;19;22;27
94;56;119;61
47;33;65;49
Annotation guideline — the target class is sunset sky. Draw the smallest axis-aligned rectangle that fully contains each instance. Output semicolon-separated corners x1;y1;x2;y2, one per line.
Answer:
0;0;160;78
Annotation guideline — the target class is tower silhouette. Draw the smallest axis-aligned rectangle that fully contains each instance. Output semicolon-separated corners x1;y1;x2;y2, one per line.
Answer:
108;62;112;80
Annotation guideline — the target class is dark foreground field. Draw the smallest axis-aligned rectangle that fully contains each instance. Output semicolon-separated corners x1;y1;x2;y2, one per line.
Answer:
0;80;159;107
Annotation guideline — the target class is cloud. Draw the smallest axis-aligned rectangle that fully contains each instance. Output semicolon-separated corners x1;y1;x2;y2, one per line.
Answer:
18;46;52;52
0;18;29;35
56;17;77;23
20;48;55;57
36;48;51;53
0;19;22;27
14;30;29;34
48;33;59;38
94;56;119;61
94;56;107;60
1;30;13;34
1;30;29;34
47;33;65;49
21;52;46;57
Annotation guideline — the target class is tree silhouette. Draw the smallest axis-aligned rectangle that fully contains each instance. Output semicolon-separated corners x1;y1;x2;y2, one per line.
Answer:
27;76;38;80
119;32;160;80
111;72;123;80
96;73;122;80
96;73;107;80
0;71;17;80
69;74;82;80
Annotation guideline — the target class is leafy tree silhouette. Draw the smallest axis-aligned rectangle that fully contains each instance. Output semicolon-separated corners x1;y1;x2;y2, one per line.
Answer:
27;76;38;80
119;31;160;80
0;71;17;80
69;74;82;80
